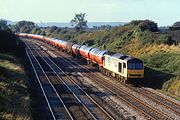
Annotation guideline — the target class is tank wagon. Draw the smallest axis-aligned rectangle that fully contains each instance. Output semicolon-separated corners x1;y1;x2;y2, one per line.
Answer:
72;44;81;55
18;33;144;82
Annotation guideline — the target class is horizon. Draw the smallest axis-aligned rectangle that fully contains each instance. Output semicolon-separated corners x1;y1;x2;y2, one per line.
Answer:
1;0;180;26
1;18;176;27
1;19;126;28
1;18;174;27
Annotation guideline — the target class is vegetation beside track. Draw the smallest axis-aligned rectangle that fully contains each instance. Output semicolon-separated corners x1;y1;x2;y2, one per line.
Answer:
0;53;31;120
119;37;180;100
133;43;180;100
0;20;31;119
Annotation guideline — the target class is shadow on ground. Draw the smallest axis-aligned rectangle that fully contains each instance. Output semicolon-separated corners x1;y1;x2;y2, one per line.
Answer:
139;67;174;89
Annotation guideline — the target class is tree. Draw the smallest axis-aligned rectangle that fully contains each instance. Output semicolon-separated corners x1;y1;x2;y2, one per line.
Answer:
31;28;40;34
173;21;180;27
129;20;158;32
0;21;20;52
11;21;36;33
0;20;8;31
169;21;180;30
139;20;158;32
0;20;25;55
70;13;88;31
40;31;46;36
0;20;11;32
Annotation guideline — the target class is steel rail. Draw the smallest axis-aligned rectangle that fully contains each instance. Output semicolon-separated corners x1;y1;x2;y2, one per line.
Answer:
35;41;174;120
26;48;56;120
25;42;74;120
57;51;174;120
30;41;115;120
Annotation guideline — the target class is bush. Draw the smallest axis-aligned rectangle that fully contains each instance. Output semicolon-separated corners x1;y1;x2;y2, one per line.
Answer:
0;31;18;51
0;30;25;56
128;20;158;32
138;31;176;45
159;35;176;45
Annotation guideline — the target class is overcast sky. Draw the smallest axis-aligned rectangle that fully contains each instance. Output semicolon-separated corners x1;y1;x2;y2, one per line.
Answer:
0;0;180;26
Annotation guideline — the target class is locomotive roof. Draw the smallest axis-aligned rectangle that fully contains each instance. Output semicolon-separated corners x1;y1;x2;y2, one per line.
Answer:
124;56;142;62
110;53;142;62
112;53;129;60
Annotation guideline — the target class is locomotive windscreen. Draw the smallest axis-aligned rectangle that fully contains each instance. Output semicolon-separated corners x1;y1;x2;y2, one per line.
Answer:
127;59;143;70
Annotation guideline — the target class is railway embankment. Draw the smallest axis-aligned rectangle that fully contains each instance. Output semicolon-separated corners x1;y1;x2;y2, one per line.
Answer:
127;40;180;100
0;52;31;120
0;28;32;119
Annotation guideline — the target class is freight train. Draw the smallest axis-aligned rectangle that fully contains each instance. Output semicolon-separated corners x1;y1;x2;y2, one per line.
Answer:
18;33;144;82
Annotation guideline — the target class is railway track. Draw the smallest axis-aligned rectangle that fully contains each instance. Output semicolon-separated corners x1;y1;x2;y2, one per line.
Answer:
26;44;73;120
26;40;115;120
51;53;173;120
69;60;180;117
125;84;180;116
32;39;179;120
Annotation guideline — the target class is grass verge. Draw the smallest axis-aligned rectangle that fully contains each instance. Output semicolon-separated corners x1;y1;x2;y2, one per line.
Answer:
0;52;31;120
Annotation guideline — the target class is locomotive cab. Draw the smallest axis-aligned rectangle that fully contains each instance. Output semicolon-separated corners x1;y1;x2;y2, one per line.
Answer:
126;58;144;78
103;53;144;82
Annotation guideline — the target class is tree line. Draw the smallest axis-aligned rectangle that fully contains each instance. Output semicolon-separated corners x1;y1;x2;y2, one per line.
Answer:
0;13;179;54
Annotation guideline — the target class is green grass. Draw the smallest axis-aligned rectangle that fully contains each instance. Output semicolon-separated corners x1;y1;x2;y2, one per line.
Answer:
0;52;31;120
161;77;180;100
141;52;180;75
140;51;180;99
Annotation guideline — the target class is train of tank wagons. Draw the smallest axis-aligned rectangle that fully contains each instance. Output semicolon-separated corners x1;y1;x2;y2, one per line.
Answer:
18;33;144;83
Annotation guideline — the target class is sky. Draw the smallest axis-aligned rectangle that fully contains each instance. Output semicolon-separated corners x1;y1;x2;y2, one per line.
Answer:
0;0;180;26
